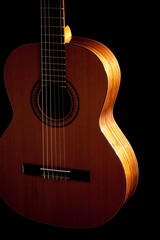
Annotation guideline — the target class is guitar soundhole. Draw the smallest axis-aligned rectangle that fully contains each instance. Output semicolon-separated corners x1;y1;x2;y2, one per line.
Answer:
31;80;79;127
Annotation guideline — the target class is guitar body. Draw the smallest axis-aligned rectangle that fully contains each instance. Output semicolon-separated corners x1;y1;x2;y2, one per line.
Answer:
0;36;138;228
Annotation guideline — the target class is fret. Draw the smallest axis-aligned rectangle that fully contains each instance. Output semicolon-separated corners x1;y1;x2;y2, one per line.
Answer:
42;67;65;74
41;64;65;71
41;66;65;73
41;54;65;59
40;8;64;18
41;54;65;61
41;49;65;60
41;27;64;35
41;58;65;68
41;18;64;29
41;74;65;79
41;37;65;44
40;0;63;9
41;50;65;58
41;68;65;74
41;75;66;83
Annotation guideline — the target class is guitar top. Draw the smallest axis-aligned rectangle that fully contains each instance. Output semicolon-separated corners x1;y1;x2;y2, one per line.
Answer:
0;0;139;228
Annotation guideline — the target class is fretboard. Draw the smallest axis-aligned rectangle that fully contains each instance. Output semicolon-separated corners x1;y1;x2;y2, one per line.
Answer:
40;0;66;85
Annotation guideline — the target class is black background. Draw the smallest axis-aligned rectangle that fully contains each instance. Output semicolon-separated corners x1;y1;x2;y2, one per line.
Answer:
0;0;157;238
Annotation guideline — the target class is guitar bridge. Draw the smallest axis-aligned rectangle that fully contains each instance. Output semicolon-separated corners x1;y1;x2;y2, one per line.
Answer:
22;163;90;182
40;168;71;181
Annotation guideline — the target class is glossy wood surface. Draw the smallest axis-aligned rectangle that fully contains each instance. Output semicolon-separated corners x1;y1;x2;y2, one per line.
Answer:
0;36;138;228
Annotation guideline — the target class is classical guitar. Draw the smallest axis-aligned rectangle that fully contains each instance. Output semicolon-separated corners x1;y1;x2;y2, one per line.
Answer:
0;0;139;228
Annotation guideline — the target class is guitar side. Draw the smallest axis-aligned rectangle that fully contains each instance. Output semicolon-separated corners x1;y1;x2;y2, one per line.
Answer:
0;36;139;228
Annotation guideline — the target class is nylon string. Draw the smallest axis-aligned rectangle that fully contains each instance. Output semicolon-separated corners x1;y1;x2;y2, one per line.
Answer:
40;0;66;179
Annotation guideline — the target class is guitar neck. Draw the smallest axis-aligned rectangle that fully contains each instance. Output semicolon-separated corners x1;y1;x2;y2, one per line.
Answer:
40;0;66;85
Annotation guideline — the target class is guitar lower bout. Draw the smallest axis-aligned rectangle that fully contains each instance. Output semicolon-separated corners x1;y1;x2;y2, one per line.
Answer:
0;0;138;229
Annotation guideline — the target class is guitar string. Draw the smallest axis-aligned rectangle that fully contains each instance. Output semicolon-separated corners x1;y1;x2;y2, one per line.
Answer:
41;0;50;178
47;0;58;178
40;0;45;178
57;0;65;179
48;0;56;179
41;0;66;179
51;0;61;179
46;0;50;178
50;0;66;179
61;0;66;179
44;0;49;178
51;0;59;179
57;0;62;177
48;0;53;178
